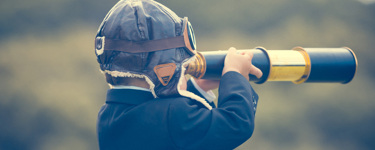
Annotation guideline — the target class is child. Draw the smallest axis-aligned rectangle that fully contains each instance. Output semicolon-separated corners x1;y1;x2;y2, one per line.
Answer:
95;0;262;149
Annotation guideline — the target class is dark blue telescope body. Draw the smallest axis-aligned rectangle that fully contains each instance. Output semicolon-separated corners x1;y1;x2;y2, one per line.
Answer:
187;47;358;84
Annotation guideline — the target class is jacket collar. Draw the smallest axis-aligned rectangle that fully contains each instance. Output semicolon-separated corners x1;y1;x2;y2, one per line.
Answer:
106;89;154;105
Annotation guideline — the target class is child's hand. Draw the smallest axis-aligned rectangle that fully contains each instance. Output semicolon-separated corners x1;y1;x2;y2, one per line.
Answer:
222;47;262;80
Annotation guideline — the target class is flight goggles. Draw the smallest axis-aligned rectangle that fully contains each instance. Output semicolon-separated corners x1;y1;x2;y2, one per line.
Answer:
95;17;197;55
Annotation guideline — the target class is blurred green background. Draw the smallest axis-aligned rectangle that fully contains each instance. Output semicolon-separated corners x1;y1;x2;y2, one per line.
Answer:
1;0;374;149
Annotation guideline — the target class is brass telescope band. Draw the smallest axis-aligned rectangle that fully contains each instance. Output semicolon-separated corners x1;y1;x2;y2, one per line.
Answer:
186;47;358;84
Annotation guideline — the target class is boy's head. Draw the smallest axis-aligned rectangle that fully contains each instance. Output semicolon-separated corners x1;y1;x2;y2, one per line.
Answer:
95;0;208;107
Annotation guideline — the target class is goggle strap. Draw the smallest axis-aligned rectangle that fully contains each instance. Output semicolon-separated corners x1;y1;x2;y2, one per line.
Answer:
102;36;187;53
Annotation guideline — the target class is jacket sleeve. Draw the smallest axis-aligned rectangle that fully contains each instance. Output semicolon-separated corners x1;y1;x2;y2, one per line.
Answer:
168;71;259;150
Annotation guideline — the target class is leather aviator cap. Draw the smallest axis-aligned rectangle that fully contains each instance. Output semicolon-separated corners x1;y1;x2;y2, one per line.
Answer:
95;0;211;109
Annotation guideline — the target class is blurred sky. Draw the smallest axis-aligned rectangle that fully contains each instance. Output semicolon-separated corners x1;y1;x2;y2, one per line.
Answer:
358;0;375;5
0;0;374;150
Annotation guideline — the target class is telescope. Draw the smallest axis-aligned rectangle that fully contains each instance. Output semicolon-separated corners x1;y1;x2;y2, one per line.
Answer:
186;47;358;84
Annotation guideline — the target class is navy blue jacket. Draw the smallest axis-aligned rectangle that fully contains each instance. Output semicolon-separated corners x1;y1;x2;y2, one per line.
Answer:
97;72;259;150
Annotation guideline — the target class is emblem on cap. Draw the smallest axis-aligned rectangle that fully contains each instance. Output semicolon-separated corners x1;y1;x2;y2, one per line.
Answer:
154;63;177;86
